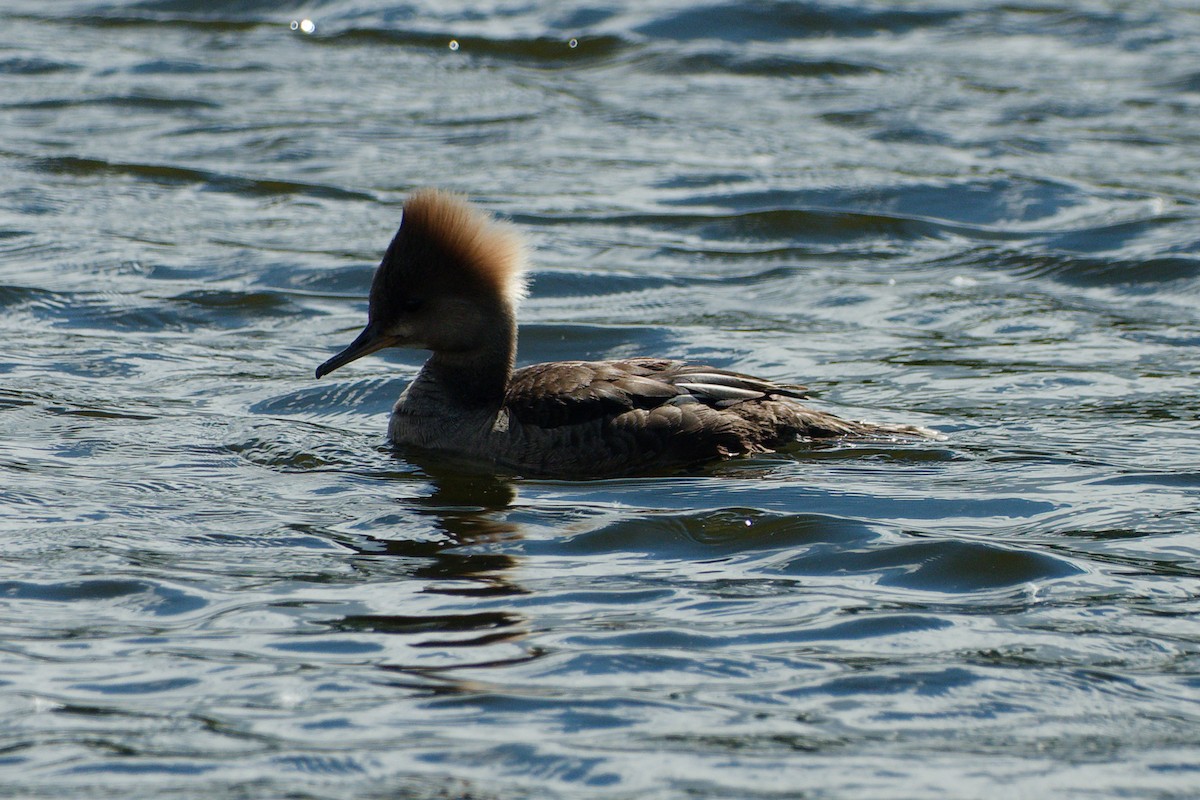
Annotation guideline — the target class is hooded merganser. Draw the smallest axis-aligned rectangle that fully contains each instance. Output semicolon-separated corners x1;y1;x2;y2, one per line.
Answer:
316;189;934;478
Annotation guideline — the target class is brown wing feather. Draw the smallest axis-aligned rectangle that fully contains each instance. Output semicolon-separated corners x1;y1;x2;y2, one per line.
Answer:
506;360;684;428
506;358;808;429
501;358;931;476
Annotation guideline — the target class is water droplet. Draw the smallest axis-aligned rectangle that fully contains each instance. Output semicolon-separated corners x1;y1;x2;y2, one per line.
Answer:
299;19;315;34
289;20;299;31
568;38;578;49
449;40;460;51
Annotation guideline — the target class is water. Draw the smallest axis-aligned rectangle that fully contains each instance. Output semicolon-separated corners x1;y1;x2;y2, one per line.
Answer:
3;1;1199;797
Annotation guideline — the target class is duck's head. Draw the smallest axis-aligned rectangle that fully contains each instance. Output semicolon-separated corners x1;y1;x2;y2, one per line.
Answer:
316;189;528;379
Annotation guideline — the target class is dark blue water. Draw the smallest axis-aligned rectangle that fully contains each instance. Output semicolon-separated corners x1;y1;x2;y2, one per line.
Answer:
3;1;1200;797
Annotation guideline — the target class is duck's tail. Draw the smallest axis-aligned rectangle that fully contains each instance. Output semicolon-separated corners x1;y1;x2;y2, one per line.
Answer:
786;405;943;442
855;421;944;440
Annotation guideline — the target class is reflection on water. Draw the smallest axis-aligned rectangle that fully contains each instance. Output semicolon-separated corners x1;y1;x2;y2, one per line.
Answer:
357;463;525;596
2;0;1200;797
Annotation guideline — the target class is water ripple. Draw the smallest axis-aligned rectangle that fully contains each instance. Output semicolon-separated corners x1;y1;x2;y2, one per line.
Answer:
635;2;961;41
33;156;376;201
4;0;1200;797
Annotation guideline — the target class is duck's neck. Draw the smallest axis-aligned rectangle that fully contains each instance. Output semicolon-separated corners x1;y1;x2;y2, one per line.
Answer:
423;309;516;409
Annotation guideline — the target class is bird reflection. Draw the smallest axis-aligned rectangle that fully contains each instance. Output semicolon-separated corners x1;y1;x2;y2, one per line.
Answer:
327;446;531;679
344;448;525;596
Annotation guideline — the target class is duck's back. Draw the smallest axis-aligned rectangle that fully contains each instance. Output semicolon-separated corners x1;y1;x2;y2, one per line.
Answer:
494;358;888;477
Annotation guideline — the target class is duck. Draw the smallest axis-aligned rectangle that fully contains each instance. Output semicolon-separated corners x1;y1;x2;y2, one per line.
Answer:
316;189;934;478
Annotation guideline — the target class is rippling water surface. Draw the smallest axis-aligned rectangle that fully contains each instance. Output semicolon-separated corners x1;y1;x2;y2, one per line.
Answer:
3;1;1200;797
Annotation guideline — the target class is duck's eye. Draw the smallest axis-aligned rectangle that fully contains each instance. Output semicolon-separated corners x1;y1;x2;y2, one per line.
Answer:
399;296;424;313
